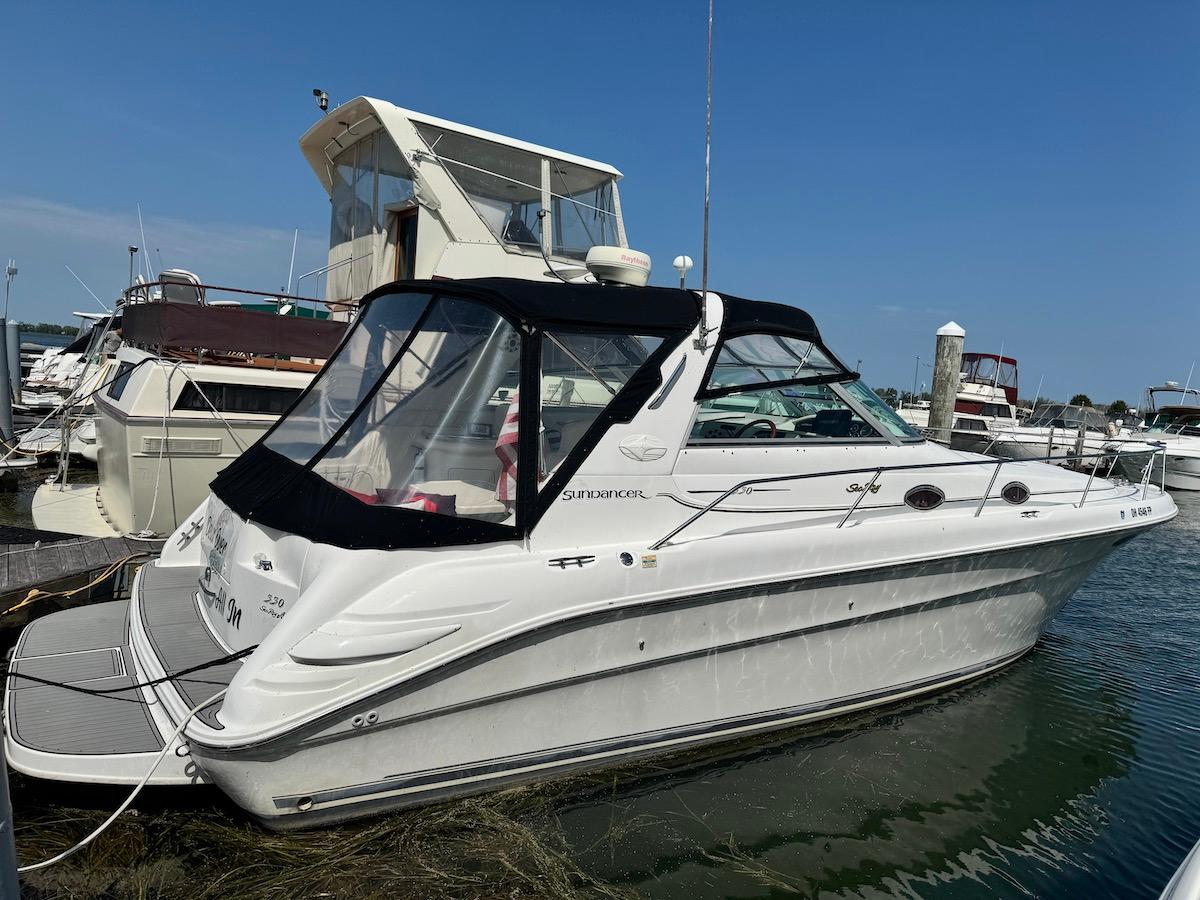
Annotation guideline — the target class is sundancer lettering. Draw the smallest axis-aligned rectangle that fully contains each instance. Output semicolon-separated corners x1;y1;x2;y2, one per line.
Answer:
561;489;650;502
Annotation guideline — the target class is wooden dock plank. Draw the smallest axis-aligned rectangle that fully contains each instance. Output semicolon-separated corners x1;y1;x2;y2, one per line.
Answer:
80;538;113;569
6;543;40;594
30;544;66;586
56;539;90;575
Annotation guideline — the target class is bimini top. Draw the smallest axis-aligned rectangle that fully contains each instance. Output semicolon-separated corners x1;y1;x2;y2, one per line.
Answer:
211;278;825;550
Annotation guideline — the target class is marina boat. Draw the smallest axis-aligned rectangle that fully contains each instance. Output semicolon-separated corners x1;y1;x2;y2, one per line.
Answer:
986;402;1128;463
1108;384;1200;491
898;352;1020;451
17;314;112;413
29;96;635;537
4;275;1176;829
31;278;345;537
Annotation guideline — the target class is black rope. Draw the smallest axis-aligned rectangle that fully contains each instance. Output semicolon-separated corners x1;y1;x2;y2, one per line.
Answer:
2;645;258;703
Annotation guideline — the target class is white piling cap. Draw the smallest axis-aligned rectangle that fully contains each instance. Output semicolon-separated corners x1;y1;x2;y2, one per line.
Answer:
937;321;966;337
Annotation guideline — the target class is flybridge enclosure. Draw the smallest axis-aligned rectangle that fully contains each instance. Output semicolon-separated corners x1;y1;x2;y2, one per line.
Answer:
120;283;347;360
211;278;826;551
299;97;629;301
960;353;1018;405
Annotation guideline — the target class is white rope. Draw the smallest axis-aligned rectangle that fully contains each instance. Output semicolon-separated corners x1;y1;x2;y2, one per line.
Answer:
134;360;182;538
17;687;228;873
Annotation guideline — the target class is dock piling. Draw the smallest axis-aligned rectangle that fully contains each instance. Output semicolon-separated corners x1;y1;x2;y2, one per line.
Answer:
928;321;965;446
5;323;18;406
0;736;20;898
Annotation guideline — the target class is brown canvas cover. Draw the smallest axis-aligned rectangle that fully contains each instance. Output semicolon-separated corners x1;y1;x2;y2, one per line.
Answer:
121;303;346;359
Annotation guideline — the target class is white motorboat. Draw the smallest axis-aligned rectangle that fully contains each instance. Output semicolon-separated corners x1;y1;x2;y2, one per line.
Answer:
898;352;1020;451
1108;385;1200;491
30;96;635;537
987;402;1134;464
4;275;1175;829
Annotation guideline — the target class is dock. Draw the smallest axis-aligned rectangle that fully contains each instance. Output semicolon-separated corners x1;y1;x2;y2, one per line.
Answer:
0;524;164;631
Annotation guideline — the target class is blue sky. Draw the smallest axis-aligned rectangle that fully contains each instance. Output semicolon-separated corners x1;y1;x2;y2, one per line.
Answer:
2;0;1196;405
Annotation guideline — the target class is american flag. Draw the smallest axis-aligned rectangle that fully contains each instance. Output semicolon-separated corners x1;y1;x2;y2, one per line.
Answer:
494;391;520;504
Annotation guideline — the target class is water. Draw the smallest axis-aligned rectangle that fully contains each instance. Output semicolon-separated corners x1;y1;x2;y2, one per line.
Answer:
555;492;1200;899
7;489;1199;899
19;331;75;350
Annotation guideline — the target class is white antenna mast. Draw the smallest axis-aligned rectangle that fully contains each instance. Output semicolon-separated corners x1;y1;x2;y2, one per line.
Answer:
137;203;152;281
696;0;714;349
1181;360;1196;403
286;228;299;294
63;265;113;313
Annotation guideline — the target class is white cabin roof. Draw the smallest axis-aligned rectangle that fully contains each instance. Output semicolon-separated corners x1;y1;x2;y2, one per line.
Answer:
299;96;622;195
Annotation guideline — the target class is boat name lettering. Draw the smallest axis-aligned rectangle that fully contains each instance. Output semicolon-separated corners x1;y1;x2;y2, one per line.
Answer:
846;482;882;494
198;572;242;630
561;489;650;502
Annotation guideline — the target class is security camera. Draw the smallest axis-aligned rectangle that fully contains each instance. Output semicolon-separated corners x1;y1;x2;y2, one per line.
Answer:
312;88;329;112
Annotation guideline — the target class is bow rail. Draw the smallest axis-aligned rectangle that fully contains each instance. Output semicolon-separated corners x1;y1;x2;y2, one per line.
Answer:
648;444;1168;551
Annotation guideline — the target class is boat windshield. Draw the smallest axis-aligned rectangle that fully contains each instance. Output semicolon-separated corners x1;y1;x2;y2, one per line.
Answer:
266;292;524;522
1027;404;1108;433
1148;407;1200;436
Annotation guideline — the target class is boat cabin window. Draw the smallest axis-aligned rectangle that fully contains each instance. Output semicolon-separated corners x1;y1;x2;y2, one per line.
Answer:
414;123;621;261
107;361;136;401
539;331;664;484
328;132;417;300
174;382;303;416
690;333;920;443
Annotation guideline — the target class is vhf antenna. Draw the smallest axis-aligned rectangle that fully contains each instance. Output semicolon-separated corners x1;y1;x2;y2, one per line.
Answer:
696;0;714;349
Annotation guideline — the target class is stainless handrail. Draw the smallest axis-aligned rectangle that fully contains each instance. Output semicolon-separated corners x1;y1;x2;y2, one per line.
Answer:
837;468;882;529
975;460;1003;518
648;445;1167;550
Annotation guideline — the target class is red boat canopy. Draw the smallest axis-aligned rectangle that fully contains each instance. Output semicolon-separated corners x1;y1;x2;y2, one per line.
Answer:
960;352;1018;405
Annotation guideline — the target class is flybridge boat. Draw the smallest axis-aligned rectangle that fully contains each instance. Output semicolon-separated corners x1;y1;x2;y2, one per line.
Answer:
28;97;637;537
898;352;1020;452
4;277;1175;829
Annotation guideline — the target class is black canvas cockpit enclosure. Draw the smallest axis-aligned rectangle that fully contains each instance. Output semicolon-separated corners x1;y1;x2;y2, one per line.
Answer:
210;278;818;550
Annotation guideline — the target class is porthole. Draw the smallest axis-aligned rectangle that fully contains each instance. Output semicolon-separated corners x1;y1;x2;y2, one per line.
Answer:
1001;482;1030;505
904;485;945;511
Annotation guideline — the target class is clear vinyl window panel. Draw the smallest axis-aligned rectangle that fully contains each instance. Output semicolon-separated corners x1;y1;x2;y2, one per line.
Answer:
539;332;664;486
547;162;619;260
706;334;841;391
414;122;620;259
265;293;432;463
311;297;522;522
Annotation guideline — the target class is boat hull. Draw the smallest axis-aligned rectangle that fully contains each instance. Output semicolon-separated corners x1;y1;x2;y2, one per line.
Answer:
192;528;1134;829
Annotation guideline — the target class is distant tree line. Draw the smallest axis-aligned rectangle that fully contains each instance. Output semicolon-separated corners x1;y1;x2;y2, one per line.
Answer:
18;322;79;336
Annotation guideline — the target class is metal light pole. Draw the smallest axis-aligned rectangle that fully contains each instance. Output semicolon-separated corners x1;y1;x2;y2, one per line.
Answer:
911;355;920;404
128;245;139;289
